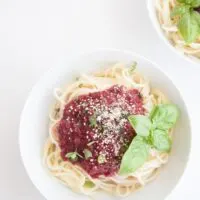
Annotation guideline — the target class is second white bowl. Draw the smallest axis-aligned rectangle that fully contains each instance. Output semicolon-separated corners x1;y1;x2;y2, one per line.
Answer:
147;0;200;66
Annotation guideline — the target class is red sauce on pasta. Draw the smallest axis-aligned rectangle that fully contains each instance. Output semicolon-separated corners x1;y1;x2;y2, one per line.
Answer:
58;85;145;178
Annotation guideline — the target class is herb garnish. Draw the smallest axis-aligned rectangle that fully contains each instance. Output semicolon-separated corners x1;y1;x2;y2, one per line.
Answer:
89;115;97;127
83;180;95;188
65;151;83;161
129;115;152;137
171;0;200;43
129;62;137;74
119;104;179;175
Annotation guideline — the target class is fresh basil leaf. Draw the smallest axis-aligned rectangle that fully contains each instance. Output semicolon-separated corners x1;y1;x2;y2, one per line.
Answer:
151;129;171;152
150;105;165;122
186;0;196;4
128;115;152;137
84;180;95;188
83;149;92;159
190;0;200;7
193;11;200;26
119;136;149;175
151;104;179;130
179;0;197;5
149;106;158;120
178;11;200;43
177;0;189;3
171;5;190;18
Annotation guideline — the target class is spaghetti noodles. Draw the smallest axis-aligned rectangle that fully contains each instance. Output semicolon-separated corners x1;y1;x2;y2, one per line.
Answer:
43;63;171;197
155;0;200;59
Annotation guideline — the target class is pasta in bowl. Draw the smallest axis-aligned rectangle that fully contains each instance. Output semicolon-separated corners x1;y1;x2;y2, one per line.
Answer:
147;0;200;64
19;49;191;200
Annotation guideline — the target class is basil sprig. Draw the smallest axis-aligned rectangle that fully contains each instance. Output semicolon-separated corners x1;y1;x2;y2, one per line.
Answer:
128;115;152;137
119;104;179;175
171;0;200;43
119;136;149;175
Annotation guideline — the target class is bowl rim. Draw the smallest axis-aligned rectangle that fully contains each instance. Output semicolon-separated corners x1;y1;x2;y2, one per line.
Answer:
146;0;200;66
19;48;192;200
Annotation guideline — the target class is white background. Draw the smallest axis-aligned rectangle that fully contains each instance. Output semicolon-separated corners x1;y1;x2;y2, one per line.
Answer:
0;0;200;199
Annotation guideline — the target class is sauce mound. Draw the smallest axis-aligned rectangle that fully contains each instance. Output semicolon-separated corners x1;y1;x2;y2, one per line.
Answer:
58;85;145;178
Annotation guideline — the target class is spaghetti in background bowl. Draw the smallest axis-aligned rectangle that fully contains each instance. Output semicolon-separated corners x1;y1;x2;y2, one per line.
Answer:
147;0;200;66
19;49;191;200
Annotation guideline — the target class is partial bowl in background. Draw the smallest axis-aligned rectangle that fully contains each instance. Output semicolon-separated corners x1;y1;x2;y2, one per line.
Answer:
19;49;191;200
147;0;200;66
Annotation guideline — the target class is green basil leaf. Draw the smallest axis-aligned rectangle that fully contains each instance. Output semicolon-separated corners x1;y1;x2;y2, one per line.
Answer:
119;136;149;175
178;0;198;5
151;104;179;130
171;5;190;18
178;11;200;43
186;0;196;4
149;106;158;120
193;11;200;26
151;129;171;152
177;0;189;3
190;0;200;7
128;115;152;137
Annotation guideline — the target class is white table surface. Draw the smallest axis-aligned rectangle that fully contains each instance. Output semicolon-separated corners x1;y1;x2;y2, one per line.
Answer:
0;0;199;199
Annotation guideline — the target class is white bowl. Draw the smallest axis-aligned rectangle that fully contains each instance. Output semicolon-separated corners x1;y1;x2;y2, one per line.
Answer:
147;0;200;66
19;49;191;200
